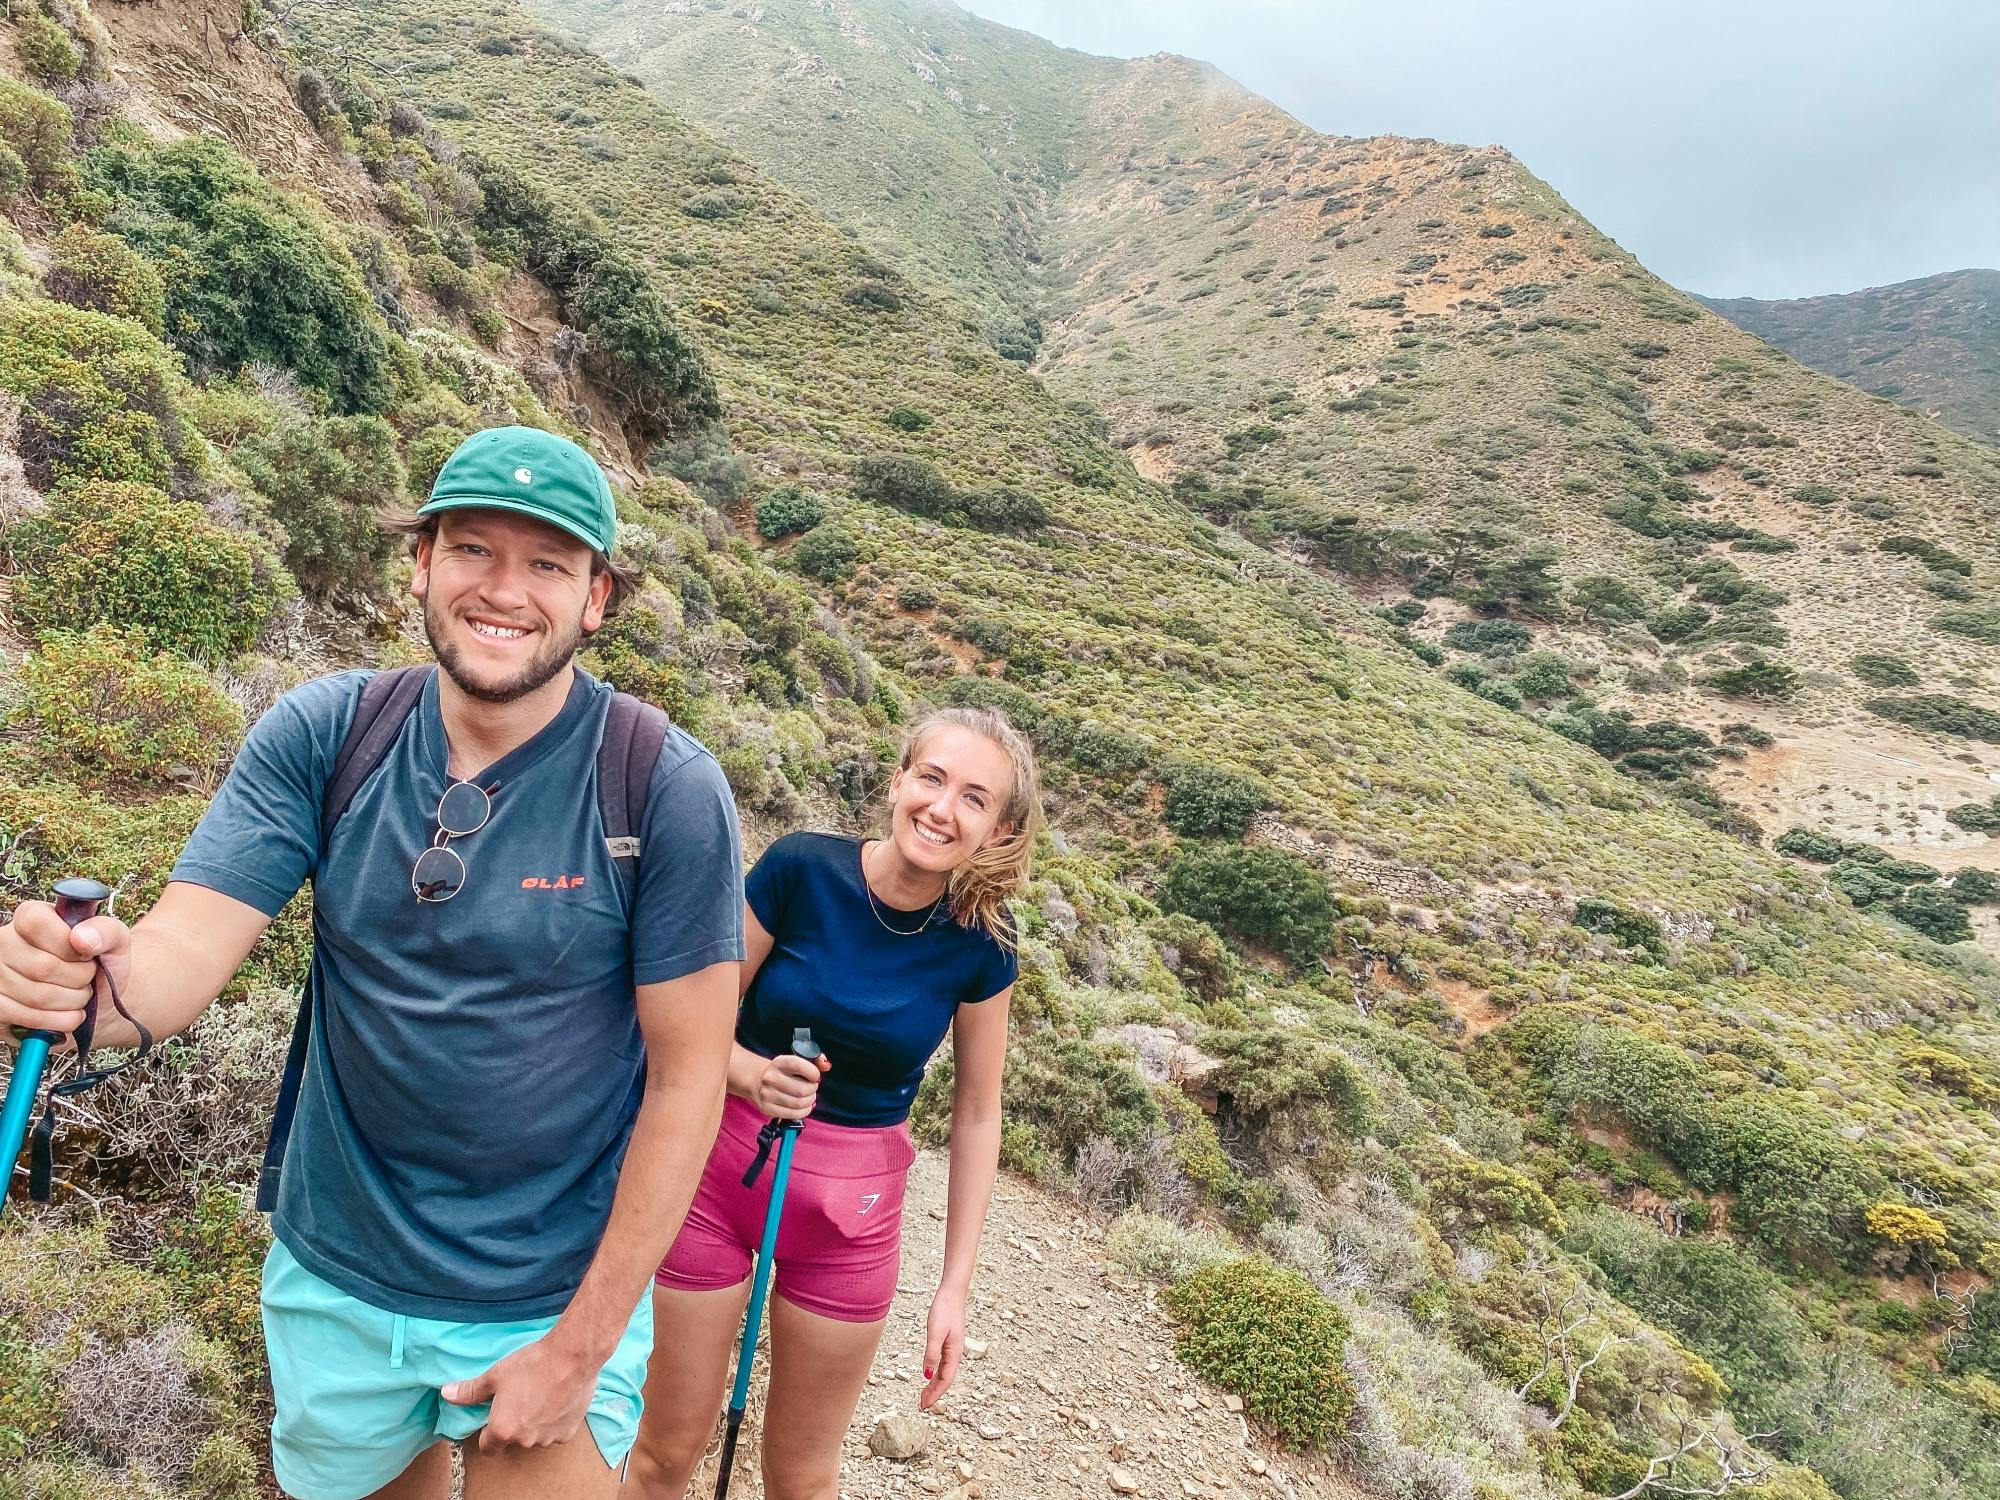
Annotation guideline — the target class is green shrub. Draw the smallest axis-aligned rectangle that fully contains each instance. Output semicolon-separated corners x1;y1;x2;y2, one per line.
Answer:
234;414;406;598
1573;897;1665;957
1773;827;1845;862
955;485;1050;534
1201;1026;1374;1155
1790;484;1841;505
1948;869;2000;904
1164;844;1338;966
1162;1259;1354;1448
1885;884;1974;944
789;521;859;582
1852;652;1920;688
1509;651;1572;700
854;453;952;518
1443;618;1530;654
0;142;27;205
413;250;481;313
1647;602;1711;642
955;616;1015;657
10;480;270;659
19;626;244;784
155;1186;268;1372
0;298;203;492
88;137;392;412
656;425;749;506
1160;761;1271;839
0;76;73;186
1421;1151;1562;1236
469;157;719;447
1932;609;2000;645
1068;721;1149;774
1564;1209;1811;1429
896;584;936;612
405;422;469;496
885;405;932;432
1865;695;2000;743
1000;1027;1163;1167
1568;574;1647;624
754;485;825;539
1945;797;2000;833
41;223;168;333
1705;660;1798;699
15;14;80;83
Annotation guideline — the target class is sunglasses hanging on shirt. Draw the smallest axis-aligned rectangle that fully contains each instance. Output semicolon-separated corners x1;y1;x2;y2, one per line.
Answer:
412;780;497;903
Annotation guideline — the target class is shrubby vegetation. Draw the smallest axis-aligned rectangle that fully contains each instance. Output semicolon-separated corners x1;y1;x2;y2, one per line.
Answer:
88;137;394;412
1163;1258;1355;1448
9;480;271;659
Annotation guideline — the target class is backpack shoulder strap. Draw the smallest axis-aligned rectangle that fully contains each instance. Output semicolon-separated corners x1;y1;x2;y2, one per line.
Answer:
321;666;432;846
257;666;429;1214
598;690;670;908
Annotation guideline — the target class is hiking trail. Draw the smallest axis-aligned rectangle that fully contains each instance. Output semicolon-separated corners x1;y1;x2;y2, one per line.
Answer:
695;1150;1371;1500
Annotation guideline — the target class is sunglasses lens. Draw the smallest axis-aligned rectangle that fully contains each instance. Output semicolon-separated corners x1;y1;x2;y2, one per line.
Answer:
438;781;490;837
413;845;466;903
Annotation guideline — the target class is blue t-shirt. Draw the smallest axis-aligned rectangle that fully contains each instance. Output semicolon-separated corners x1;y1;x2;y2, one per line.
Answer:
739;832;1017;1127
171;667;744;1320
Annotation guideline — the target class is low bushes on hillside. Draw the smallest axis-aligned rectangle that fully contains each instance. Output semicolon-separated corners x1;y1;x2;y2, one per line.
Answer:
1864;695;2000;743
233;414;407;598
1160;761;1271;839
42;223;166;333
853;454;1049;533
0;298;204;493
754;484;824;539
1851;652;1920;688
89;136;393;413
469;156;719;447
1162;1258;1355;1448
19;627;243;786
788;521;859;582
1163;844;1338;966
10;480;270;659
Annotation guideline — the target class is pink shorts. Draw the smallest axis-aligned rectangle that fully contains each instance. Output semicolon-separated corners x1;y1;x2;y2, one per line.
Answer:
656;1093;916;1323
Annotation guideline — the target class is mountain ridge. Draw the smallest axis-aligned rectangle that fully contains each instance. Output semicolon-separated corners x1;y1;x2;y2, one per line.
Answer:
1698;268;2000;449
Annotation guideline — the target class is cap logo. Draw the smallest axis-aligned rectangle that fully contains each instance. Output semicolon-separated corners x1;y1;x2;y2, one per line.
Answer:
514;466;533;484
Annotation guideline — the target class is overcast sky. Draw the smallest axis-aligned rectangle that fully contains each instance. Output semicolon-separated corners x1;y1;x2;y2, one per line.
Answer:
962;0;1999;301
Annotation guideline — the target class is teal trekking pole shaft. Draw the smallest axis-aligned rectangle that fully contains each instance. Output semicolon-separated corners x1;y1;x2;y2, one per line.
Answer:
1;878;110;1214
714;1027;821;1500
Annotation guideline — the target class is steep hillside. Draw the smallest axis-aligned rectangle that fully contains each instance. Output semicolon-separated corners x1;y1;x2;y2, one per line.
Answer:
535;0;1088;358
1700;269;2000;449
548;0;2000;905
0;1;1996;1498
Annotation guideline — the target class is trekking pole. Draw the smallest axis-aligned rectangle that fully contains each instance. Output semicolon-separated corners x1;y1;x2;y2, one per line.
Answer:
714;1027;823;1500
0;878;111;1215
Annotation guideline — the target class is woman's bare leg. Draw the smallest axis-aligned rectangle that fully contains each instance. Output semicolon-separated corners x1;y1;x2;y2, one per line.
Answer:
759;1295;888;1500
625;1281;751;1499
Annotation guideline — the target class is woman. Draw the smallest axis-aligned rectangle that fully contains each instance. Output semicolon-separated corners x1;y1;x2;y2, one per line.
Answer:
628;705;1043;1500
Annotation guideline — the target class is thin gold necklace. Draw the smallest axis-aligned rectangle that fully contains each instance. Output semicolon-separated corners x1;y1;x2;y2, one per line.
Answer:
862;842;946;936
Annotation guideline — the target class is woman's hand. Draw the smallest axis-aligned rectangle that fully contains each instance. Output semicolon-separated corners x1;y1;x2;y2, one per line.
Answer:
751;1049;830;1120
920;1287;968;1410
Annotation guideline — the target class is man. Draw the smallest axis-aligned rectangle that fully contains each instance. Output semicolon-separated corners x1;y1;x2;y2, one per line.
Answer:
0;427;743;1499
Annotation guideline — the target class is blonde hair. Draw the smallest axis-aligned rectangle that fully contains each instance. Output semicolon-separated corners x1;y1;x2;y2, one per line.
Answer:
892;706;1043;952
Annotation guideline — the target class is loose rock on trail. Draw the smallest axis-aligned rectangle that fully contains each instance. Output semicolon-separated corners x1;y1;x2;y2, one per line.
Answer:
687;1150;1371;1500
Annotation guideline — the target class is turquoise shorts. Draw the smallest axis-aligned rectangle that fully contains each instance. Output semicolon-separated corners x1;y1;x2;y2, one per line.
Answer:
260;1239;654;1500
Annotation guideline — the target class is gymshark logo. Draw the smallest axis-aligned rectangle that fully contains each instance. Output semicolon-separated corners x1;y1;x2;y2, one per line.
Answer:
857;1193;881;1215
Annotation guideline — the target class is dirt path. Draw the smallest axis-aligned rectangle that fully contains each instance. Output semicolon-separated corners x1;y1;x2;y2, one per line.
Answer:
690;1150;1373;1500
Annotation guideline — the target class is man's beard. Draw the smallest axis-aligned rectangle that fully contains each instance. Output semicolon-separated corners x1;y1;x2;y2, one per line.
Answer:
425;597;586;705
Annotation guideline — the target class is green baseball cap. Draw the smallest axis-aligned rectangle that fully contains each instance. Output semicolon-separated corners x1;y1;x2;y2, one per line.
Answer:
419;426;618;556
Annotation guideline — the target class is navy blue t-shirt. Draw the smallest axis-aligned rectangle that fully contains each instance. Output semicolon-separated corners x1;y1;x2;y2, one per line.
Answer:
740;832;1017;1126
171;667;743;1320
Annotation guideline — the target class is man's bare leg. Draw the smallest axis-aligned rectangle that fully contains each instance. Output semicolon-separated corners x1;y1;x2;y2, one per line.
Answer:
364;1440;451;1500
461;1427;625;1500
